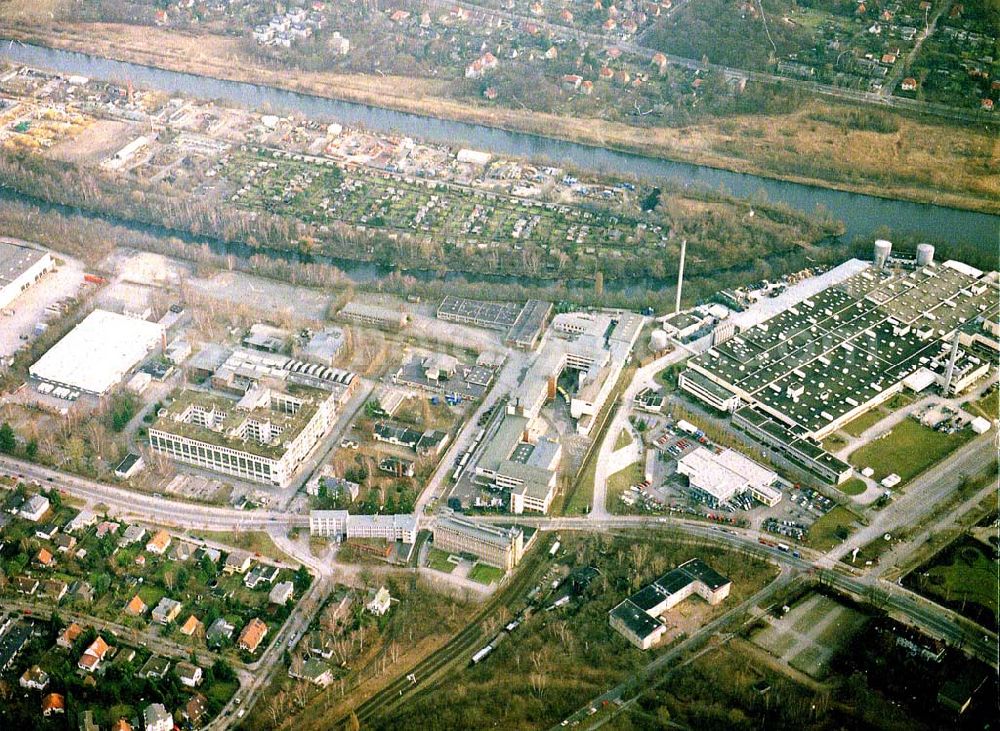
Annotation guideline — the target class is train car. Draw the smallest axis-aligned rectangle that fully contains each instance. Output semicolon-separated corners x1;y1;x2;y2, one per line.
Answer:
471;645;493;665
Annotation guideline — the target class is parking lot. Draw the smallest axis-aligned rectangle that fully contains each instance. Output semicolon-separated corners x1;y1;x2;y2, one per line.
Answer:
616;417;833;539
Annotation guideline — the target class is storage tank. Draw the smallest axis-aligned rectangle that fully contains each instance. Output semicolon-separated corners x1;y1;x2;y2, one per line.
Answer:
916;243;935;267
874;239;892;269
650;329;669;351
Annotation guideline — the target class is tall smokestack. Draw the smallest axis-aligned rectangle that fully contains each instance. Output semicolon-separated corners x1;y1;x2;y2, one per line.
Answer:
675;239;687;314
944;331;960;394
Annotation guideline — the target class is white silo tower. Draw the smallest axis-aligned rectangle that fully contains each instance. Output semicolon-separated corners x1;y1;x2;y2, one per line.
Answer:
650;329;669;352
916;243;935;267
874;239;892;269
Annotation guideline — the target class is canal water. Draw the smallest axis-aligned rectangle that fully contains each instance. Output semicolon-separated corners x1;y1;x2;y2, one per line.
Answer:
1;41;997;250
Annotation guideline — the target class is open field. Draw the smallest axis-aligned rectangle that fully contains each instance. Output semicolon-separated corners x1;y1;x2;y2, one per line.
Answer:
752;592;868;679
614;428;634;451
3;23;998;213
468;563;505;586
849;418;975;483
841;408;887;437
607;461;647;515
966;388;999;420
194;530;290;563
904;535;999;628
806;505;860;551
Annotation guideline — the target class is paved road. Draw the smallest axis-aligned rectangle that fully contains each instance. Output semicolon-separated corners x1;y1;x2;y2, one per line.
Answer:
590;347;684;518
0;454;308;530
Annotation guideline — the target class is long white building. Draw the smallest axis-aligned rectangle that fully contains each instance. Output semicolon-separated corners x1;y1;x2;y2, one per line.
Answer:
0;241;53;311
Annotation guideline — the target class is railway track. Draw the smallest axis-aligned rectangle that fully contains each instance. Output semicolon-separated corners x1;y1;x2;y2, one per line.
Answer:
344;535;555;727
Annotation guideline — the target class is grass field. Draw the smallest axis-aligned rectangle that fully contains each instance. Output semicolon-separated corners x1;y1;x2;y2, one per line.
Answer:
842;409;887;437
753;593;868;680
607;461;646;515
195;530;289;562
836;478;868;497
906;536;998;627
614;429;633;451
468;563;505;586
807;506;860;551
849;419;974;484
966;390;998;421
426;548;457;574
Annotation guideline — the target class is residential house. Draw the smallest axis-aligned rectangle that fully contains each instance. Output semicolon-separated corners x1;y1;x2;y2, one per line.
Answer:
95;521;120;539
169;542;193;561
244;564;280;589
42;692;65;717
901;77;918;91
111;719;134;731
42;579;68;602
118;525;146;547
366;586;392;616
145;530;172;555
177;661;203;688
180;615;203;637
20;494;50;522
15;576;39;595
65;510;96;534
79;709;100;731
54;533;77;553
465;52;498;79
151;597;182;625
20;665;50;690
142;703;173;731
289;657;334;687
139;655;171;679
238;618;269;654
207;617;235;646
223;551;253;575
269;581;295;606
78;637;110;672
124;595;147;617
57;622;83;649
35;523;59;540
183;694;208;727
36;548;55;567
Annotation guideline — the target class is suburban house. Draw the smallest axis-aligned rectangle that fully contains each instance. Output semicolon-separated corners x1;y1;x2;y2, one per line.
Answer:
143;703;173;731
41;692;65;717
366;586;392;616
57;622;83;649
180;615;204;637
151;597;182;625
238;618;269;654
124;595;147;617
19;665;50;690
78;637;111;672
146;530;172;555
223;551;253;575
269;580;295;606
177;661;204;688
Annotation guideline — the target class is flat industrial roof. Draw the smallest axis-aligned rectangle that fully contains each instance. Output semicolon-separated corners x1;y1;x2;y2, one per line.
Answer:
29;309;164;394
0;240;47;287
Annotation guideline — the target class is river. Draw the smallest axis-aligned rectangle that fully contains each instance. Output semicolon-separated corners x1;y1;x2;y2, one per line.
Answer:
1;41;997;249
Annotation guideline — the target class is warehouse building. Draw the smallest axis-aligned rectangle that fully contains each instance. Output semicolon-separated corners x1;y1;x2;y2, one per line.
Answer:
149;383;338;487
679;258;998;482
433;514;524;572
339;301;409;330
29;309;165;395
609;559;731;650
0;241;54;311
437;296;552;350
676;447;781;507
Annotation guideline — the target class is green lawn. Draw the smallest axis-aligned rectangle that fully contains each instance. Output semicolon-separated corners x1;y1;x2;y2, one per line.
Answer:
836;478;868;497
426;547;457;574
807;506;859;551
849;419;974;484
196;530;289;562
468;563;505;586
607;461;646;515
842;409;886;437
910;538;998;625
822;432;848;452
614;429;633;451
966;390;998;421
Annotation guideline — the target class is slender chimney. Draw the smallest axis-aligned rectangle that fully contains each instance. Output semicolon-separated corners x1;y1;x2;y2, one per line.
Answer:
675;239;687;314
